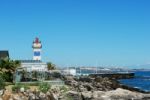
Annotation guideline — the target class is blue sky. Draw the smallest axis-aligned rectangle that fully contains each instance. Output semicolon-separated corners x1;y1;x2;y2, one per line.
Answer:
0;0;150;67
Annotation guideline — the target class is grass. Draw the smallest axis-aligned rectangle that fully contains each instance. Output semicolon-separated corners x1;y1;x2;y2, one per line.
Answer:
12;83;30;92
60;85;69;93
38;82;51;93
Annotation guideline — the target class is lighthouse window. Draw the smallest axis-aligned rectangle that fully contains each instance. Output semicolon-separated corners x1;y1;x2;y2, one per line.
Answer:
34;52;40;56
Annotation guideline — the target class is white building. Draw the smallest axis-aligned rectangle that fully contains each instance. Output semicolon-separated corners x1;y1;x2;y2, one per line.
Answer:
62;68;76;76
20;37;47;72
20;60;47;72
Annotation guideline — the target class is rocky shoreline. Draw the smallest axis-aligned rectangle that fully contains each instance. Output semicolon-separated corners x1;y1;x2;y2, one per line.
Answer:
1;75;150;100
64;75;148;93
63;75;150;100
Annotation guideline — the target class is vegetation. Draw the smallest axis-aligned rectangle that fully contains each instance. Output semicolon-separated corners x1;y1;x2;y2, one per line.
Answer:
60;86;68;92
0;59;20;82
47;62;56;70
0;76;5;90
65;94;74;100
38;82;51;93
32;71;38;79
52;71;62;78
12;83;30;92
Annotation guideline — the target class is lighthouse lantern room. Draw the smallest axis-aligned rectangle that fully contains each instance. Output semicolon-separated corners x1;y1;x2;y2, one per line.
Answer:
32;37;42;61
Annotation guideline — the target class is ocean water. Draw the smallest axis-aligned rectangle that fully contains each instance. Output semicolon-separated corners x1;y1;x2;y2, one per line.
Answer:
119;71;150;92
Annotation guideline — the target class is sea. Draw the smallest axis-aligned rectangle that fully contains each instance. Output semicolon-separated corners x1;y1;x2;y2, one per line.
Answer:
119;71;150;92
75;68;150;92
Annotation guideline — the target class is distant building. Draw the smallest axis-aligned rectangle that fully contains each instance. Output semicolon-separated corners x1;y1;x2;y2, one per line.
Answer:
0;50;9;60
61;68;77;76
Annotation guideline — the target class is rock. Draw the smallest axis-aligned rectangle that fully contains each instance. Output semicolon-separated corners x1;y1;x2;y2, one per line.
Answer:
92;91;105;99
79;85;87;92
23;91;28;97
81;91;92;100
20;87;25;92
67;91;81;100
94;76;103;82
0;90;4;96
83;83;94;91
12;94;21;100
142;94;150;100
29;92;35;100
51;93;58;100
64;76;75;81
39;92;46;99
46;91;51;99
2;90;11;100
67;91;78;95
79;76;93;82
72;80;78;87
103;88;144;100
34;90;40;100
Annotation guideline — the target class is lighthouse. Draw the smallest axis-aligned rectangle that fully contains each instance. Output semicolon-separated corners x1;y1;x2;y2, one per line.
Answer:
32;37;42;61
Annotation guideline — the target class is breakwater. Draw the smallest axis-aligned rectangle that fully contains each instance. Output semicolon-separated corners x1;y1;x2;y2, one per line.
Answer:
89;73;135;79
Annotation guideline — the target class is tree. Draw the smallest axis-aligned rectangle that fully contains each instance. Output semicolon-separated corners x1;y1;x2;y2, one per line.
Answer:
0;59;21;82
47;62;56;70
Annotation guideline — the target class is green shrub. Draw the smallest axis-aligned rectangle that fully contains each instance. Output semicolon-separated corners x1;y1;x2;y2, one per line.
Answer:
60;86;68;92
0;76;5;89
38;82;51;93
12;83;30;92
52;72;61;78
1;72;13;82
5;82;14;86
12;84;21;92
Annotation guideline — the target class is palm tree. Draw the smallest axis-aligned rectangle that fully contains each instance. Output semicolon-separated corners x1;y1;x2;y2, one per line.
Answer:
47;62;56;70
0;59;20;82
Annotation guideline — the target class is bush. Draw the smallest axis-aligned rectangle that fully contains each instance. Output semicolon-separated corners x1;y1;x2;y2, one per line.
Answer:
12;83;30;92
0;76;5;90
38;82;51;93
1;72;13;82
60;86;68;92
52;72;61;78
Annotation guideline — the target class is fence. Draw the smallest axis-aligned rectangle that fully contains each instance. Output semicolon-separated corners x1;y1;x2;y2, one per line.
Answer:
15;80;65;86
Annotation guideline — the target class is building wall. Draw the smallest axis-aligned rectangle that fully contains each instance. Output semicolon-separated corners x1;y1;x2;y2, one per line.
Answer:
21;62;47;72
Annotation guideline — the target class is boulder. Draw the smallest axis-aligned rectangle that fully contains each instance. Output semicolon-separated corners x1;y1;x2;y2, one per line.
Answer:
81;91;92;100
2;90;11;100
92;91;105;99
0;90;4;96
39;92;46;99
20;87;25;93
83;83;94;91
46;91;51;100
50;93;58;100
94;76;103;82
103;88;144;100
79;76;93;82
64;76;75;81
29;92;35;100
67;91;81;100
78;85;87;92
12;94;21;100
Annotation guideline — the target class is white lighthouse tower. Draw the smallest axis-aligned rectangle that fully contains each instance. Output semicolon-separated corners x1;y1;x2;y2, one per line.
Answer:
32;37;42;61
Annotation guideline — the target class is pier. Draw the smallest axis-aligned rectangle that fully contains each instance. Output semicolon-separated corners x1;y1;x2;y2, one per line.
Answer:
89;72;135;79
